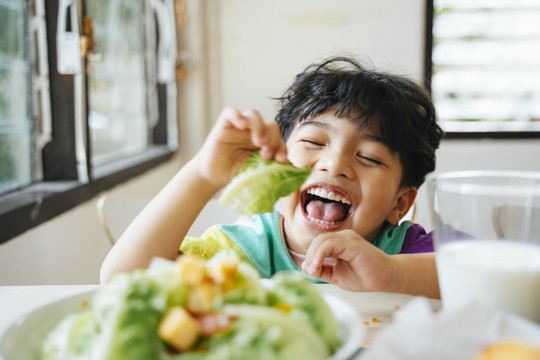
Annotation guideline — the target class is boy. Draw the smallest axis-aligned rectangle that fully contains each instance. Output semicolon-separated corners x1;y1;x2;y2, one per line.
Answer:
101;57;444;298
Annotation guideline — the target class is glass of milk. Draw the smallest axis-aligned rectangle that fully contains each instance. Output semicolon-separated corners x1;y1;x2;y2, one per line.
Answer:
427;170;540;323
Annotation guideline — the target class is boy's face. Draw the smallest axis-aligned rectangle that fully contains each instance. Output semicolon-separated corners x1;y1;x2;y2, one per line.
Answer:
279;110;416;254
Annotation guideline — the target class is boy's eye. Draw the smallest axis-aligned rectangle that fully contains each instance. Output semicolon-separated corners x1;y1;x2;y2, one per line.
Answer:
358;154;383;166
301;139;324;147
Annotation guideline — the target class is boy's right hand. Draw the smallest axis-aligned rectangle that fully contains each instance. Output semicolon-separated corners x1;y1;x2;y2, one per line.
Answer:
193;107;288;190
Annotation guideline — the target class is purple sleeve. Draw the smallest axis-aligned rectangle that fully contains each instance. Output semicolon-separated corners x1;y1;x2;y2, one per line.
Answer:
400;223;434;254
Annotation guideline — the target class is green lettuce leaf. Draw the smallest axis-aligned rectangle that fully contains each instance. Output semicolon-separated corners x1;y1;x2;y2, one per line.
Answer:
93;270;188;360
173;305;329;360
218;152;311;216
41;267;188;360
271;272;340;353
211;251;269;308
41;310;98;360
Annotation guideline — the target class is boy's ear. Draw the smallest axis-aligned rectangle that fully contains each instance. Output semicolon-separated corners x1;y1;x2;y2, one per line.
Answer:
387;186;418;225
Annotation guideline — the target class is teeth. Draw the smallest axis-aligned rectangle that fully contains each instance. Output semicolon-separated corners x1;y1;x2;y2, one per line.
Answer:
307;214;337;226
307;187;351;205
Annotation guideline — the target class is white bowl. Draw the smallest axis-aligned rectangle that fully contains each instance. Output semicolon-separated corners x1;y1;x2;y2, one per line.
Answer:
0;290;95;360
0;289;363;360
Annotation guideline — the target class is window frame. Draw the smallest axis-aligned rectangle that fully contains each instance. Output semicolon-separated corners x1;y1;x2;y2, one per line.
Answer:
0;0;177;244
425;0;540;140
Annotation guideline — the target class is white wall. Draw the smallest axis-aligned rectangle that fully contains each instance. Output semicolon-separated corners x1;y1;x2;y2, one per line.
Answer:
210;0;426;122
2;0;539;284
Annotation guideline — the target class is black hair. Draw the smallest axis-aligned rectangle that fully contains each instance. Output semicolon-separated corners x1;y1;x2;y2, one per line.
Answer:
274;56;444;188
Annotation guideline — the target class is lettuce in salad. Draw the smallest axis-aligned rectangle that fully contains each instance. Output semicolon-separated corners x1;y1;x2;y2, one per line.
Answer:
42;267;188;360
175;305;329;360
218;152;311;216
272;272;340;352
41;251;339;360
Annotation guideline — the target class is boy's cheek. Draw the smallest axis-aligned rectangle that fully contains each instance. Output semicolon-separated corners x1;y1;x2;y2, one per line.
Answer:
285;139;304;166
286;148;311;169
279;191;301;215
279;192;295;208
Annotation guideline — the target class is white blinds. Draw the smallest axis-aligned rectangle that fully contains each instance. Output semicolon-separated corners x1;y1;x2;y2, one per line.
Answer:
432;0;540;132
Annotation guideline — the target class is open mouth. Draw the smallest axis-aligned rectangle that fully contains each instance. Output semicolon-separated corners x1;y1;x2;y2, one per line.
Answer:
301;186;352;226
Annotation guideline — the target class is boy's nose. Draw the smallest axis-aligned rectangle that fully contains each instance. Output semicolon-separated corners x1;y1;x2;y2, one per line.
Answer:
315;150;354;178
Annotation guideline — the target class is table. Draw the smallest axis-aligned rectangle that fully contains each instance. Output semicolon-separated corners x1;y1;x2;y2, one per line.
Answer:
0;284;441;348
316;285;441;347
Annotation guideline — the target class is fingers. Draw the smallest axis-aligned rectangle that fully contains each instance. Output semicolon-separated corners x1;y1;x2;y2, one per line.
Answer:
302;231;394;292
217;107;288;162
302;233;352;278
238;109;287;162
301;256;339;284
258;122;288;162
239;109;267;147
301;230;374;290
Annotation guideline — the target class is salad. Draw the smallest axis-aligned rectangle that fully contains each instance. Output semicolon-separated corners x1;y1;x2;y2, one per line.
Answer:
41;251;339;360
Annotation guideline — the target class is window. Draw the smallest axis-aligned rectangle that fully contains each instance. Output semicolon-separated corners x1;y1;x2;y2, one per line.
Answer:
0;0;179;243
0;0;35;194
429;0;540;137
87;0;150;166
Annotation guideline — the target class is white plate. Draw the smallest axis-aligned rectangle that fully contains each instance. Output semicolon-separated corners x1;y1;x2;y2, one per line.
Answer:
0;290;95;360
0;289;363;360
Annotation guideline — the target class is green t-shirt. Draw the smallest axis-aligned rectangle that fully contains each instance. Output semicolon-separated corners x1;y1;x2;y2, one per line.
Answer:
180;211;413;279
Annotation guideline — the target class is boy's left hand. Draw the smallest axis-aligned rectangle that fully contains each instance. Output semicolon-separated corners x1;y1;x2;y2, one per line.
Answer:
301;230;394;292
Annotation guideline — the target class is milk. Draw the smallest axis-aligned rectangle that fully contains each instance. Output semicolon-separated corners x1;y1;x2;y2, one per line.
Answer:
436;240;540;323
